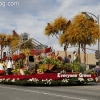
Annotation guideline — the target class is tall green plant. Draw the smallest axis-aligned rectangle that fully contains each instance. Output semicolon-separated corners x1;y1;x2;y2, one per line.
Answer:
63;62;80;72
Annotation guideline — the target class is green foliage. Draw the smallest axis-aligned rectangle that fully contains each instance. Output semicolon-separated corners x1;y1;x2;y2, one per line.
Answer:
37;65;47;73
0;77;97;86
24;68;36;75
80;63;86;73
41;57;62;67
84;69;95;74
73;62;81;72
63;63;73;69
12;69;20;74
63;62;81;72
24;69;30;75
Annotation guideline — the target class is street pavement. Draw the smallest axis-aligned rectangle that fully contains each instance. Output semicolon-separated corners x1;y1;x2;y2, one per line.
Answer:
0;83;100;100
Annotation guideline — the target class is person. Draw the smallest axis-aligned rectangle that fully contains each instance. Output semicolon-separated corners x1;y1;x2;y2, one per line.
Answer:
63;55;72;64
7;57;13;75
0;59;4;75
66;55;72;63
73;51;78;63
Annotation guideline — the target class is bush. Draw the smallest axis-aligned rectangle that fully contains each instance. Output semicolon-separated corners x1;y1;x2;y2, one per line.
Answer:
80;63;86;73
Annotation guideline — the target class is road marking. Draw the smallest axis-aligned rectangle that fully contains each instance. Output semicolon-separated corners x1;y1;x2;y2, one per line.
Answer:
0;85;87;100
42;92;87;100
65;86;100;91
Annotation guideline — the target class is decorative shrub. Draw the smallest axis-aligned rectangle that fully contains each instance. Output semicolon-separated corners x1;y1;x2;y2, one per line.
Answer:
63;62;80;72
80;63;86;73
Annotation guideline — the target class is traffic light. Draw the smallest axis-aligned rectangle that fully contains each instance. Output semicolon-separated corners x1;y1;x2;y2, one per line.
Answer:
95;50;99;59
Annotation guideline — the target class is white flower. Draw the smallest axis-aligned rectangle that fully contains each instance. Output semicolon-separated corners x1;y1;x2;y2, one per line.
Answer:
41;79;52;84
17;78;19;80
42;79;44;82
60;70;66;74
11;78;15;82
49;79;52;81
6;78;10;82
62;79;68;83
28;78;39;82
78;78;84;82
95;77;98;82
2;78;5;81
0;79;3;82
49;82;51;85
87;78;93;82
28;79;32;82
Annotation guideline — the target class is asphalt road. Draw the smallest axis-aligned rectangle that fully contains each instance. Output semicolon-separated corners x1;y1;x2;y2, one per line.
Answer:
0;83;100;100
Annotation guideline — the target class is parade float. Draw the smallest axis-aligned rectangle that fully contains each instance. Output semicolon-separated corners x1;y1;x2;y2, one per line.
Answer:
0;32;99;86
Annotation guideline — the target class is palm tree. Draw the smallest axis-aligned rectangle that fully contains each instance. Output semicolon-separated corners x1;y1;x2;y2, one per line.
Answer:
72;13;99;63
59;13;99;63
44;16;71;56
0;34;10;59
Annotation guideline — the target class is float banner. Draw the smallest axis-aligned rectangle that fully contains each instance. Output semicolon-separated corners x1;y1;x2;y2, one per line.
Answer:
57;73;96;78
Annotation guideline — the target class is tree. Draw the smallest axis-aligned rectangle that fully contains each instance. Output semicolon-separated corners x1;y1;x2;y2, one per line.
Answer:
0;34;15;59
0;33;19;58
44;16;71;56
8;36;19;48
0;34;7;59
59;13;99;63
72;13;99;63
6;34;19;55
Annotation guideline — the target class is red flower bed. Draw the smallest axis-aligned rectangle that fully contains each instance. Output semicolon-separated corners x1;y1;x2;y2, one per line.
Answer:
0;72;97;81
0;73;63;80
28;73;62;80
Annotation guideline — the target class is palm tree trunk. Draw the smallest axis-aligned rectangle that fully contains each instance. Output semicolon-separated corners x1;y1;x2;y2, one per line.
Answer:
65;50;67;57
78;43;81;63
84;44;86;64
64;45;67;57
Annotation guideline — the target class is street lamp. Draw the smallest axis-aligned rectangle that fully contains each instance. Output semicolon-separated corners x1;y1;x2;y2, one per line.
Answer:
82;12;100;66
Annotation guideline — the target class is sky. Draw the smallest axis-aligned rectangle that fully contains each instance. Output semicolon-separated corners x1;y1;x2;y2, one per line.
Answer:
0;0;100;54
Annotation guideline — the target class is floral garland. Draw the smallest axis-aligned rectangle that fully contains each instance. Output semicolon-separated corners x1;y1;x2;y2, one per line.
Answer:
12;53;26;61
0;73;98;86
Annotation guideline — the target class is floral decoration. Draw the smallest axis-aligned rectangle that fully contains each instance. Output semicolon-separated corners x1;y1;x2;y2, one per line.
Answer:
12;54;19;61
19;53;25;59
0;73;98;86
